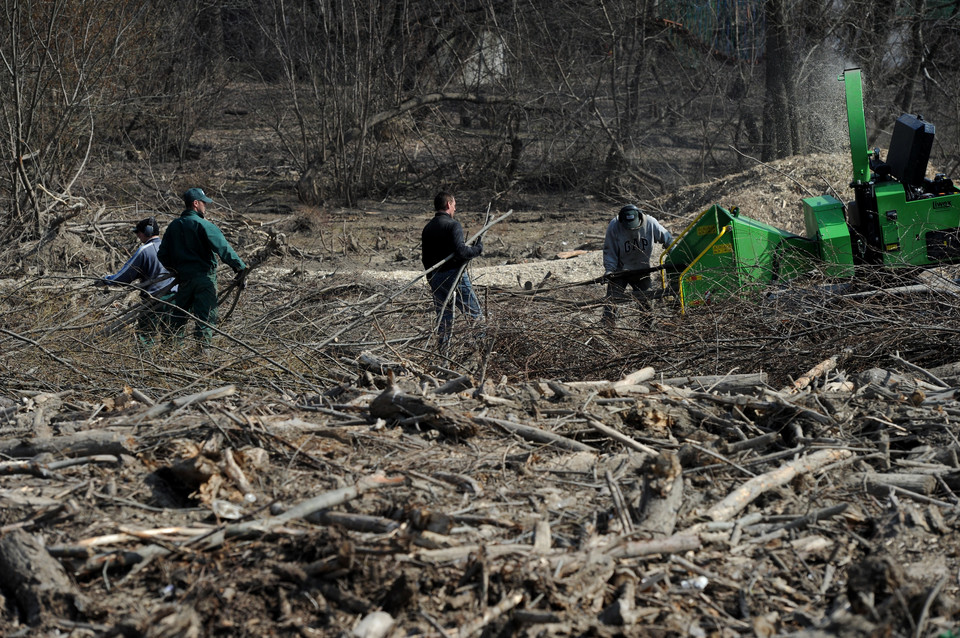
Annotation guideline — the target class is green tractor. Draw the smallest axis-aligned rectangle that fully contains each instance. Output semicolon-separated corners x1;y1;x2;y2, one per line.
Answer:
660;68;960;311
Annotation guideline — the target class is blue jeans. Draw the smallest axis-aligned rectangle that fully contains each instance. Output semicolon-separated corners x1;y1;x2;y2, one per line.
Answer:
429;268;482;346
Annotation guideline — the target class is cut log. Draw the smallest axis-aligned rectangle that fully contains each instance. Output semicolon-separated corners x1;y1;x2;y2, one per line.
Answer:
370;383;477;438
774;503;849;532
607;533;701;558
722;431;779;454
847;472;938;496
855;368;918;394
0;429;136;459
658;373;768;393
927;361;960;383
636;453;684;537
563;367;655;390
430;375;473;395
0;529;86;625
783;350;850;395
889;353;950;389
305;510;400;533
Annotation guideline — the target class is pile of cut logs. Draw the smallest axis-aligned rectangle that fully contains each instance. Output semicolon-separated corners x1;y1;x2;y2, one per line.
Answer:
1;351;958;637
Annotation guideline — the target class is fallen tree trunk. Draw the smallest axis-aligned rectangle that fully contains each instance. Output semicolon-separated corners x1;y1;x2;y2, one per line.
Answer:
0;430;136;459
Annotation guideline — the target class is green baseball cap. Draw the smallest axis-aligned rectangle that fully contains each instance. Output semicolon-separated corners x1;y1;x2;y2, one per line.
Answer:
183;187;213;204
618;205;642;229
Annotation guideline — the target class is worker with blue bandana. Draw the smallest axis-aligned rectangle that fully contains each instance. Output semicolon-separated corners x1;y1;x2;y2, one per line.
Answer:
99;216;177;345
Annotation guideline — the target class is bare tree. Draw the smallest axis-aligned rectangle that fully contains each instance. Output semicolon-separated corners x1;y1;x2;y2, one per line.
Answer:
832;0;960;170
2;0;959;239
0;0;129;246
107;0;230;165
760;0;798;160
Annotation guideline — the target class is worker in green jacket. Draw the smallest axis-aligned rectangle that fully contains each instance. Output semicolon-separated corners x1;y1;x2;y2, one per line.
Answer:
158;188;248;348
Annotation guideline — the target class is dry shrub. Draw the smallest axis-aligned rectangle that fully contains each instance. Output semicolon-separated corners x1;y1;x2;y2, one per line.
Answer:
6;262;960;400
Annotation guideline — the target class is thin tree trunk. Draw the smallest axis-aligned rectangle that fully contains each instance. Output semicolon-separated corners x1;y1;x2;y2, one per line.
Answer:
895;0;927;115
761;0;794;161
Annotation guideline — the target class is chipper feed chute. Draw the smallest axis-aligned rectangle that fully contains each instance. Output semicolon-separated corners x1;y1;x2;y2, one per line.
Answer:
660;204;821;311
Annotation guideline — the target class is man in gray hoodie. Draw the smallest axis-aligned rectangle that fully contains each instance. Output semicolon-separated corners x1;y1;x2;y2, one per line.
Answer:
601;204;673;326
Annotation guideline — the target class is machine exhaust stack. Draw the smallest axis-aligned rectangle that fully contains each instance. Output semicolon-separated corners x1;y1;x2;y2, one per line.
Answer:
842;68;870;186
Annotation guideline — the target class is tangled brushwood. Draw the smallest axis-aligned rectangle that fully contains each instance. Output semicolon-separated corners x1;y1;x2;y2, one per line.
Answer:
8;260;960;394
2;254;960;636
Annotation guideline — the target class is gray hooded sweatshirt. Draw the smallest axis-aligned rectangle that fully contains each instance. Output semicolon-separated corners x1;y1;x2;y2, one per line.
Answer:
602;214;673;274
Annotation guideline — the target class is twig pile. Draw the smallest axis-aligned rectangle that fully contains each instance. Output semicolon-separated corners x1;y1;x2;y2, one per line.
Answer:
1;265;960;636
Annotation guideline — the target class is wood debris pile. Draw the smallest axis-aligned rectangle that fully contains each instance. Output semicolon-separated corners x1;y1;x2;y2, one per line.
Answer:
4;257;960;636
2;341;960;637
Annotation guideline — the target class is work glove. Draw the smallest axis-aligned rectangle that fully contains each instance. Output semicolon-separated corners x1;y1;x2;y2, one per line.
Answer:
234;267;250;290
474;237;483;255
93;278;109;288
603;270;624;285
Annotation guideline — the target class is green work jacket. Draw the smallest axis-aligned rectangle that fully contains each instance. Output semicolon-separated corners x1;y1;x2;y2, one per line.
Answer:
158;210;246;280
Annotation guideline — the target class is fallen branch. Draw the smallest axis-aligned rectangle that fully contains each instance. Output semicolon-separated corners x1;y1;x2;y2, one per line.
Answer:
138;385;237;420
219;473;407;540
607;533;701;559
704;448;852;522
474;416;594;452
0;454;119;477
74;474;408;575
0;327;88;378
457;591;523;638
782;349;850;395
580;412;657;455
562;366;655;391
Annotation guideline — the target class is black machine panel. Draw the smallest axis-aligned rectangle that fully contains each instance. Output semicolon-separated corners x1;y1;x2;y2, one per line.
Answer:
887;114;934;188
926;227;960;261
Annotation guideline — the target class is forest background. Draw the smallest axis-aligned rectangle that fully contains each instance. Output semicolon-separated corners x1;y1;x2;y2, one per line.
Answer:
2;0;960;258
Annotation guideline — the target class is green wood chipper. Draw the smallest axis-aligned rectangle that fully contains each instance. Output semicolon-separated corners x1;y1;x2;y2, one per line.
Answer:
659;68;960;312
